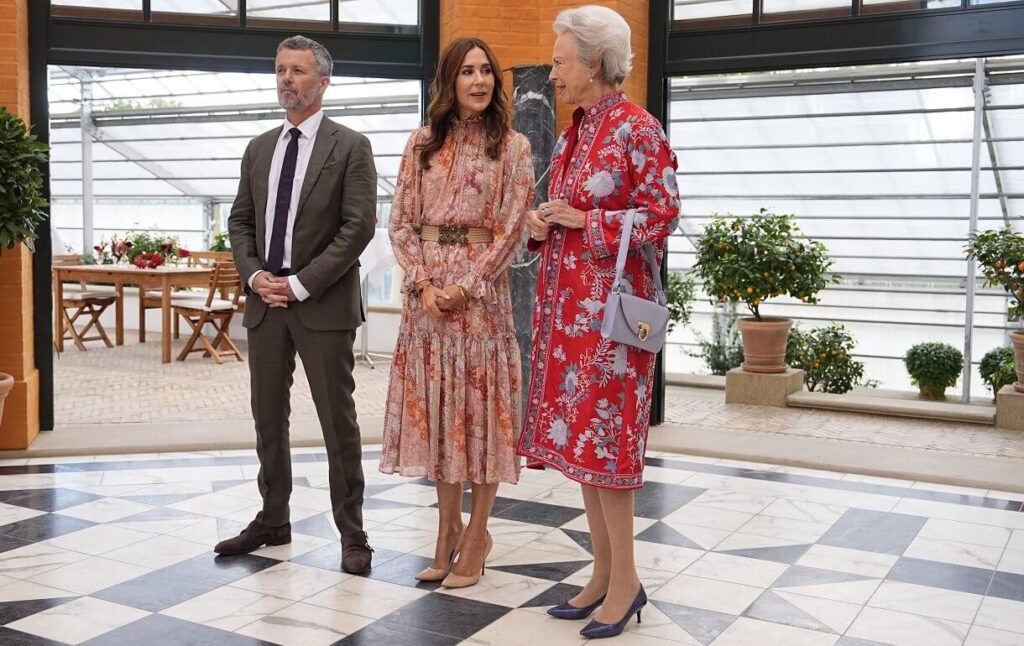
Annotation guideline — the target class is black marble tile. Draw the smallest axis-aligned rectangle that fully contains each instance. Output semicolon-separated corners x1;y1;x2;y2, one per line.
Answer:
360;552;444;590
292;512;337;541
773;565;874;589
988;570;1024;602
633;481;706;519
887;557;994;595
635;521;704;550
363;497;421;511
292;543;404;572
293;477;310;487
210;480;249;492
0;514;95;542
0;488;101;512
0;597;76;625
0;626;68;645
115;508;203;524
451;495;527;517
376;591;511;640
654;599;739;645
520;582;585;608
561;528;593;554
335;620;461;646
81;614;275;646
719;544;813;565
818;509;926;555
491;560;591;582
0;464;57;477
363;483;403;497
159;552;280;585
491;500;584;528
0;533;32;554
92;569;222;612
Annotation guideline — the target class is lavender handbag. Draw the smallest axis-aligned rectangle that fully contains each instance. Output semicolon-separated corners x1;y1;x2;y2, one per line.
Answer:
600;211;670;353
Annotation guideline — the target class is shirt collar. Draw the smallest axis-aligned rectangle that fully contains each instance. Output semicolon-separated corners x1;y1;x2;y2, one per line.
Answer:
576;90;628;122
282;110;324;141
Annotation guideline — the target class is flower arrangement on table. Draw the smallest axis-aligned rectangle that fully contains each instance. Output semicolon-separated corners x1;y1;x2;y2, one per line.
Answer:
92;230;189;267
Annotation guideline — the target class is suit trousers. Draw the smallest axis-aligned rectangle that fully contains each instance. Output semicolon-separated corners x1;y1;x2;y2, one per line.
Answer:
247;305;364;535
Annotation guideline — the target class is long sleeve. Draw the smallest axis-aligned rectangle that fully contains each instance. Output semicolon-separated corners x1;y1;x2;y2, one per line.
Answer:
457;134;535;300
583;123;681;260
228;140;262;292
389;129;428;293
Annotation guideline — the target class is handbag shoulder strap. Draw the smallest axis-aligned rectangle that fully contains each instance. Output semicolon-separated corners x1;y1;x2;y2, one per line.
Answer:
611;210;667;306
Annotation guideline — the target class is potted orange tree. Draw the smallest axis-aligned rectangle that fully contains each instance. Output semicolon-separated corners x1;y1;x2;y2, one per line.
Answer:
694;209;837;373
0;107;49;427
967;226;1024;392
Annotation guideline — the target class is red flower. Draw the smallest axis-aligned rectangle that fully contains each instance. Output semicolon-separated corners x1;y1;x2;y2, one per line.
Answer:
179;249;191;258
133;252;165;269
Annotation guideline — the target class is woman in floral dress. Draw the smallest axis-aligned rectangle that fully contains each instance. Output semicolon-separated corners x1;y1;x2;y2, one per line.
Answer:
380;37;535;589
517;6;681;638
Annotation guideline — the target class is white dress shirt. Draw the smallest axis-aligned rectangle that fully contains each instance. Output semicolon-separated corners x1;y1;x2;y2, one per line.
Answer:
248;110;325;301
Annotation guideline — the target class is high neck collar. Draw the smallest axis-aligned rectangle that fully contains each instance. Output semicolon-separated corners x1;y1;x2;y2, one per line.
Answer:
577;90;627;121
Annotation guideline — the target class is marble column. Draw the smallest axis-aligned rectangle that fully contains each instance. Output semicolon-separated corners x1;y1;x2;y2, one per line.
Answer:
510;65;555;412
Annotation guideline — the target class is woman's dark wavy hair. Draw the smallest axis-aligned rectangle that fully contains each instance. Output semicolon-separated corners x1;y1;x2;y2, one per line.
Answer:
418;37;510;169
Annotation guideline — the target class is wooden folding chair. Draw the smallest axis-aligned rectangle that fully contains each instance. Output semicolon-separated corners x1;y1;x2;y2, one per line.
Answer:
140;251;233;341
172;261;244;363
53;254;118;352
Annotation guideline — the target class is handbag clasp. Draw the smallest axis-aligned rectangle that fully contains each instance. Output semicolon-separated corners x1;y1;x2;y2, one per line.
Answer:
636;322;650;341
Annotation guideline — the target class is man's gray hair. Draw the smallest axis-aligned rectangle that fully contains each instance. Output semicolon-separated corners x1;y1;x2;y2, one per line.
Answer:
277;35;333;78
553;5;633;86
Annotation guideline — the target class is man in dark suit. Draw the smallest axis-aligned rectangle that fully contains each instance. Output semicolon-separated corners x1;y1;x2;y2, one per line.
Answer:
218;35;376;574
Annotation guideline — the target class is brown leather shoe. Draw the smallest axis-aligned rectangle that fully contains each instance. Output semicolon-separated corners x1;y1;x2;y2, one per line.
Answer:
214;520;291;556
341;531;373;573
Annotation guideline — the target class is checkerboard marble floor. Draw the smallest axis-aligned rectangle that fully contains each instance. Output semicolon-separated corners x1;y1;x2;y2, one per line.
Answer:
0;447;1022;645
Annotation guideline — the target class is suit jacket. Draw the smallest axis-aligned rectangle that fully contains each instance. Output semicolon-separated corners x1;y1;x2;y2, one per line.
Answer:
228;116;377;331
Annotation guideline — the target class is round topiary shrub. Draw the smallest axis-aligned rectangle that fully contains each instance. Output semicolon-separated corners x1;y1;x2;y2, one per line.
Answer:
904;342;963;400
979;345;1016;398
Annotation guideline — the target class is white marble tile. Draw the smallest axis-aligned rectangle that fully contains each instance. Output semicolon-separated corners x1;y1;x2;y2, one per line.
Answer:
892;499;1024;530
756;498;848;526
846;606;970;646
627;599;703;644
234;601;374;646
384;506;445;532
166;517;245;547
27;556;151;595
484;517;555;547
494;479;558;502
683;551;788;588
370;483;439;507
560;513;657;535
713;531;809;552
843;473;917;487
58;483;148;497
0;579;80;601
710;617;837;646
651;573;763;615
736;514;831;544
252;533;333;560
903;536;1003;570
1009;529;1024;551
796;544;897;579
100;465;246;487
659;521;731;551
362;504;420;525
776;578;882;605
0;542;90;580
436;568;555;607
53;497;155;523
161;586;294;631
113;513;208;536
689;488;776;515
289;486;335;512
103;534;210;569
362;523;436;553
0;502;46;526
230;561;350;601
45;524;154;556
0;458;27;466
867;580;983;624
6;595;151;644
964;625;1024;646
207;481;263;501
165;492;262;518
633;540;704;573
916;518;1012;549
638;465;695;486
468;608;589;646
973;595;1024;634
772;590;862;634
663;503;754;533
996;548;1024;576
909;481;990;497
515;528;592;561
526;483;585;507
25;456;96;466
303;576;429;619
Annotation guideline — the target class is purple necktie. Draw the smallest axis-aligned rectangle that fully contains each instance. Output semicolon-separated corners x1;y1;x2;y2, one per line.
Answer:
266;127;302;274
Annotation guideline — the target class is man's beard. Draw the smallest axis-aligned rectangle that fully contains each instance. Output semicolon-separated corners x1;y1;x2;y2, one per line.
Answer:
278;84;319;111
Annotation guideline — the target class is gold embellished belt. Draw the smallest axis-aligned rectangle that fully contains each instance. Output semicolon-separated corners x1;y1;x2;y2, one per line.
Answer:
419;225;493;246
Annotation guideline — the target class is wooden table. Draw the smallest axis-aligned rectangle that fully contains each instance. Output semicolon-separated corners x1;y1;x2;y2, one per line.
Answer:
53;264;212;363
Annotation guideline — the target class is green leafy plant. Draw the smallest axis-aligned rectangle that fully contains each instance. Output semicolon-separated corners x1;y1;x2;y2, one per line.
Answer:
123;230;181;263
967;227;1024;320
210;231;231;252
690;304;745;375
904;342;963;400
693;209;839;321
0;107;49;252
979;345;1017;398
666;271;695;334
786;324;865;394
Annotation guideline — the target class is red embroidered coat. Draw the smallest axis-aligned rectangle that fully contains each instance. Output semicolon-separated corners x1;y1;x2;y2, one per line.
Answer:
517;92;681;490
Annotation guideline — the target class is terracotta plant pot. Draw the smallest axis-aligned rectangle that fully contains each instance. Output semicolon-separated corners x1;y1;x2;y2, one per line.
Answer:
0;373;13;428
738;317;792;374
918;383;947;401
1011;330;1024;394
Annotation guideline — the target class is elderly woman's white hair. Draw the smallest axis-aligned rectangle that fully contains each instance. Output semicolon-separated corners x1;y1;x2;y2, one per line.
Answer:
553;5;633;86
